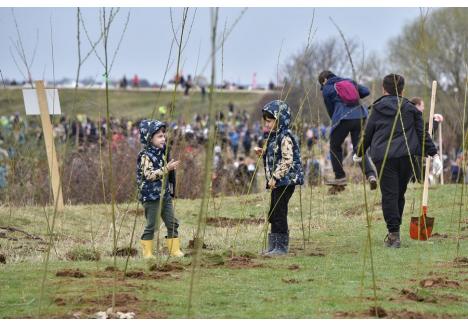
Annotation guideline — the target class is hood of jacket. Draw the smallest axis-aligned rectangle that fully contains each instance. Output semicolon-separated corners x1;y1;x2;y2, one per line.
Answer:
261;100;291;133
372;95;411;117
139;119;166;146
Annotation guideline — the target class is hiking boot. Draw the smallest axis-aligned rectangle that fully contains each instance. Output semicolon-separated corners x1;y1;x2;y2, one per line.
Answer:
325;177;347;186
384;232;401;248
368;175;378;190
267;233;289;256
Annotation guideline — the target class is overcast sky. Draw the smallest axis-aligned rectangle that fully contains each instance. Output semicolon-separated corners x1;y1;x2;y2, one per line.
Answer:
0;7;425;85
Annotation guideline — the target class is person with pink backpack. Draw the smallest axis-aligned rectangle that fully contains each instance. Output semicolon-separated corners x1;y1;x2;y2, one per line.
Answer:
318;70;377;189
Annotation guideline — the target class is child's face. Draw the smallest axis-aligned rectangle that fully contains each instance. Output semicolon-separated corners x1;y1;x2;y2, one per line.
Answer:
263;117;277;132
151;129;166;148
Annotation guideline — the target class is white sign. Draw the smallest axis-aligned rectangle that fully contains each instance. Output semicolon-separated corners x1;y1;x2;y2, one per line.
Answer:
22;88;62;115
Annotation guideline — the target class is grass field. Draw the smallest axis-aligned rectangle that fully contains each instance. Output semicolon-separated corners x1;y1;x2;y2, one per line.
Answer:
0;183;467;318
0;88;266;120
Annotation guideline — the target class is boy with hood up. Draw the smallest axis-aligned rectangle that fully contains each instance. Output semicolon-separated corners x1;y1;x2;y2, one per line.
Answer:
254;100;304;255
354;74;442;248
137;120;184;258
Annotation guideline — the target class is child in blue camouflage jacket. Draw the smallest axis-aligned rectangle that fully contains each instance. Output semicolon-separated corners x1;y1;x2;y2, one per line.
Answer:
254;100;304;255
137;119;183;258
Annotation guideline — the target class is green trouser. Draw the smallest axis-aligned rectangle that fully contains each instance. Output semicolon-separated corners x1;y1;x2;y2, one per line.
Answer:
141;197;179;240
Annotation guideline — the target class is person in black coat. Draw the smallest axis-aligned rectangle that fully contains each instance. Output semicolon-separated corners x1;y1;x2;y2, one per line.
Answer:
354;74;442;248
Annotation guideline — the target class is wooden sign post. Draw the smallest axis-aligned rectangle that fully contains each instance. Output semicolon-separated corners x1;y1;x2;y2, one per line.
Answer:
22;81;64;211
438;122;444;185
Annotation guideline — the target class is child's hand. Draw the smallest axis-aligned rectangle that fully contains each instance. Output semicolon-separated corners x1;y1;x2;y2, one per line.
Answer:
254;147;263;157
352;154;362;163
433;113;444;122
268;178;276;189
167;159;180;171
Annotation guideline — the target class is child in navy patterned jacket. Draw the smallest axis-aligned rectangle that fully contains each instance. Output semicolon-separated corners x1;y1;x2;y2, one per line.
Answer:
254;100;304;256
137;119;183;258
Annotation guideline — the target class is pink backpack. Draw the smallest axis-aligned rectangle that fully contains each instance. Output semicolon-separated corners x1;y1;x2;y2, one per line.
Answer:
334;80;360;106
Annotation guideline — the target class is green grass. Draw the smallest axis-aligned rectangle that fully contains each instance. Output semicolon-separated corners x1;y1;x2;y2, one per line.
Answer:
0;88;265;120
0;184;467;318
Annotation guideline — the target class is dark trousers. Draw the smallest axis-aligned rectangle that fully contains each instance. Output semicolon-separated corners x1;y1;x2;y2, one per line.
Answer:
141;198;179;240
268;185;295;234
375;156;414;233
330;119;375;179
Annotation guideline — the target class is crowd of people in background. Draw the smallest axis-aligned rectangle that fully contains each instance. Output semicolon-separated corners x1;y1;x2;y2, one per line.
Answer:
0;99;465;193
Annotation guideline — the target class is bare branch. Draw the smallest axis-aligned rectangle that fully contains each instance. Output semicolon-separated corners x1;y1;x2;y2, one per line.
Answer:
8;46;27;82
180;8;198;55
29;29;40;68
330;16;357;82
169;8;181;48
80;9;106;68
200;7;248;75
10;8;35;85
109;9;131;74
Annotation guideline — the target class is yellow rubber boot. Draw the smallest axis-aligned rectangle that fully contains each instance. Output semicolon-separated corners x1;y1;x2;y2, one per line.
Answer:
166;238;184;257
140;239;155;259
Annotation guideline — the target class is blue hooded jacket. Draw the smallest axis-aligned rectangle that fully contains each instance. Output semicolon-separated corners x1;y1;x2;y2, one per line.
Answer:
136;119;171;202
262;100;304;188
321;75;370;132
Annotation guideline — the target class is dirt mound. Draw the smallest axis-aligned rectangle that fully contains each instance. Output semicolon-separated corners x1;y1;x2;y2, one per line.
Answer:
205;216;263;227
54;297;67;306
419;277;460;288
454;257;468;267
282;278;300;284
222;249;258;259
288;264;300;270
125;271;145;279
65;247;100;261
56;268;85;278
149;262;186;272
431;233;448;239
105;266;119;272
306;250;326;257
93;267;175;280
289;244;326;257
335;306;455;319
226;256;263;269
86;293;139;307
400;289;437;303
112;247;138;257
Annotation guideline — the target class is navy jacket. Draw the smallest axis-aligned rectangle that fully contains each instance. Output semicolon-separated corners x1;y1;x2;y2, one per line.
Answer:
136;120;175;202
262;100;304;188
321;75;370;132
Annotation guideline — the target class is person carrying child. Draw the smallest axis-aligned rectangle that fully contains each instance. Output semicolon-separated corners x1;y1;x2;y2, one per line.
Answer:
254;100;304;255
354;74;442;248
137;120;184;258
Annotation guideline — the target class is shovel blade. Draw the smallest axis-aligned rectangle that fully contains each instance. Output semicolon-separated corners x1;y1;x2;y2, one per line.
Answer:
410;215;435;241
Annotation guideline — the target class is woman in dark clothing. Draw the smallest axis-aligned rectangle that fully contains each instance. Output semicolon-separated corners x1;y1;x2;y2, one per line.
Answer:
355;74;442;248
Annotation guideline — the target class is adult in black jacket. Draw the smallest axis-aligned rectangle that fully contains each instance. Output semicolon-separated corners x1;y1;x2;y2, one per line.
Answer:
355;74;442;248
